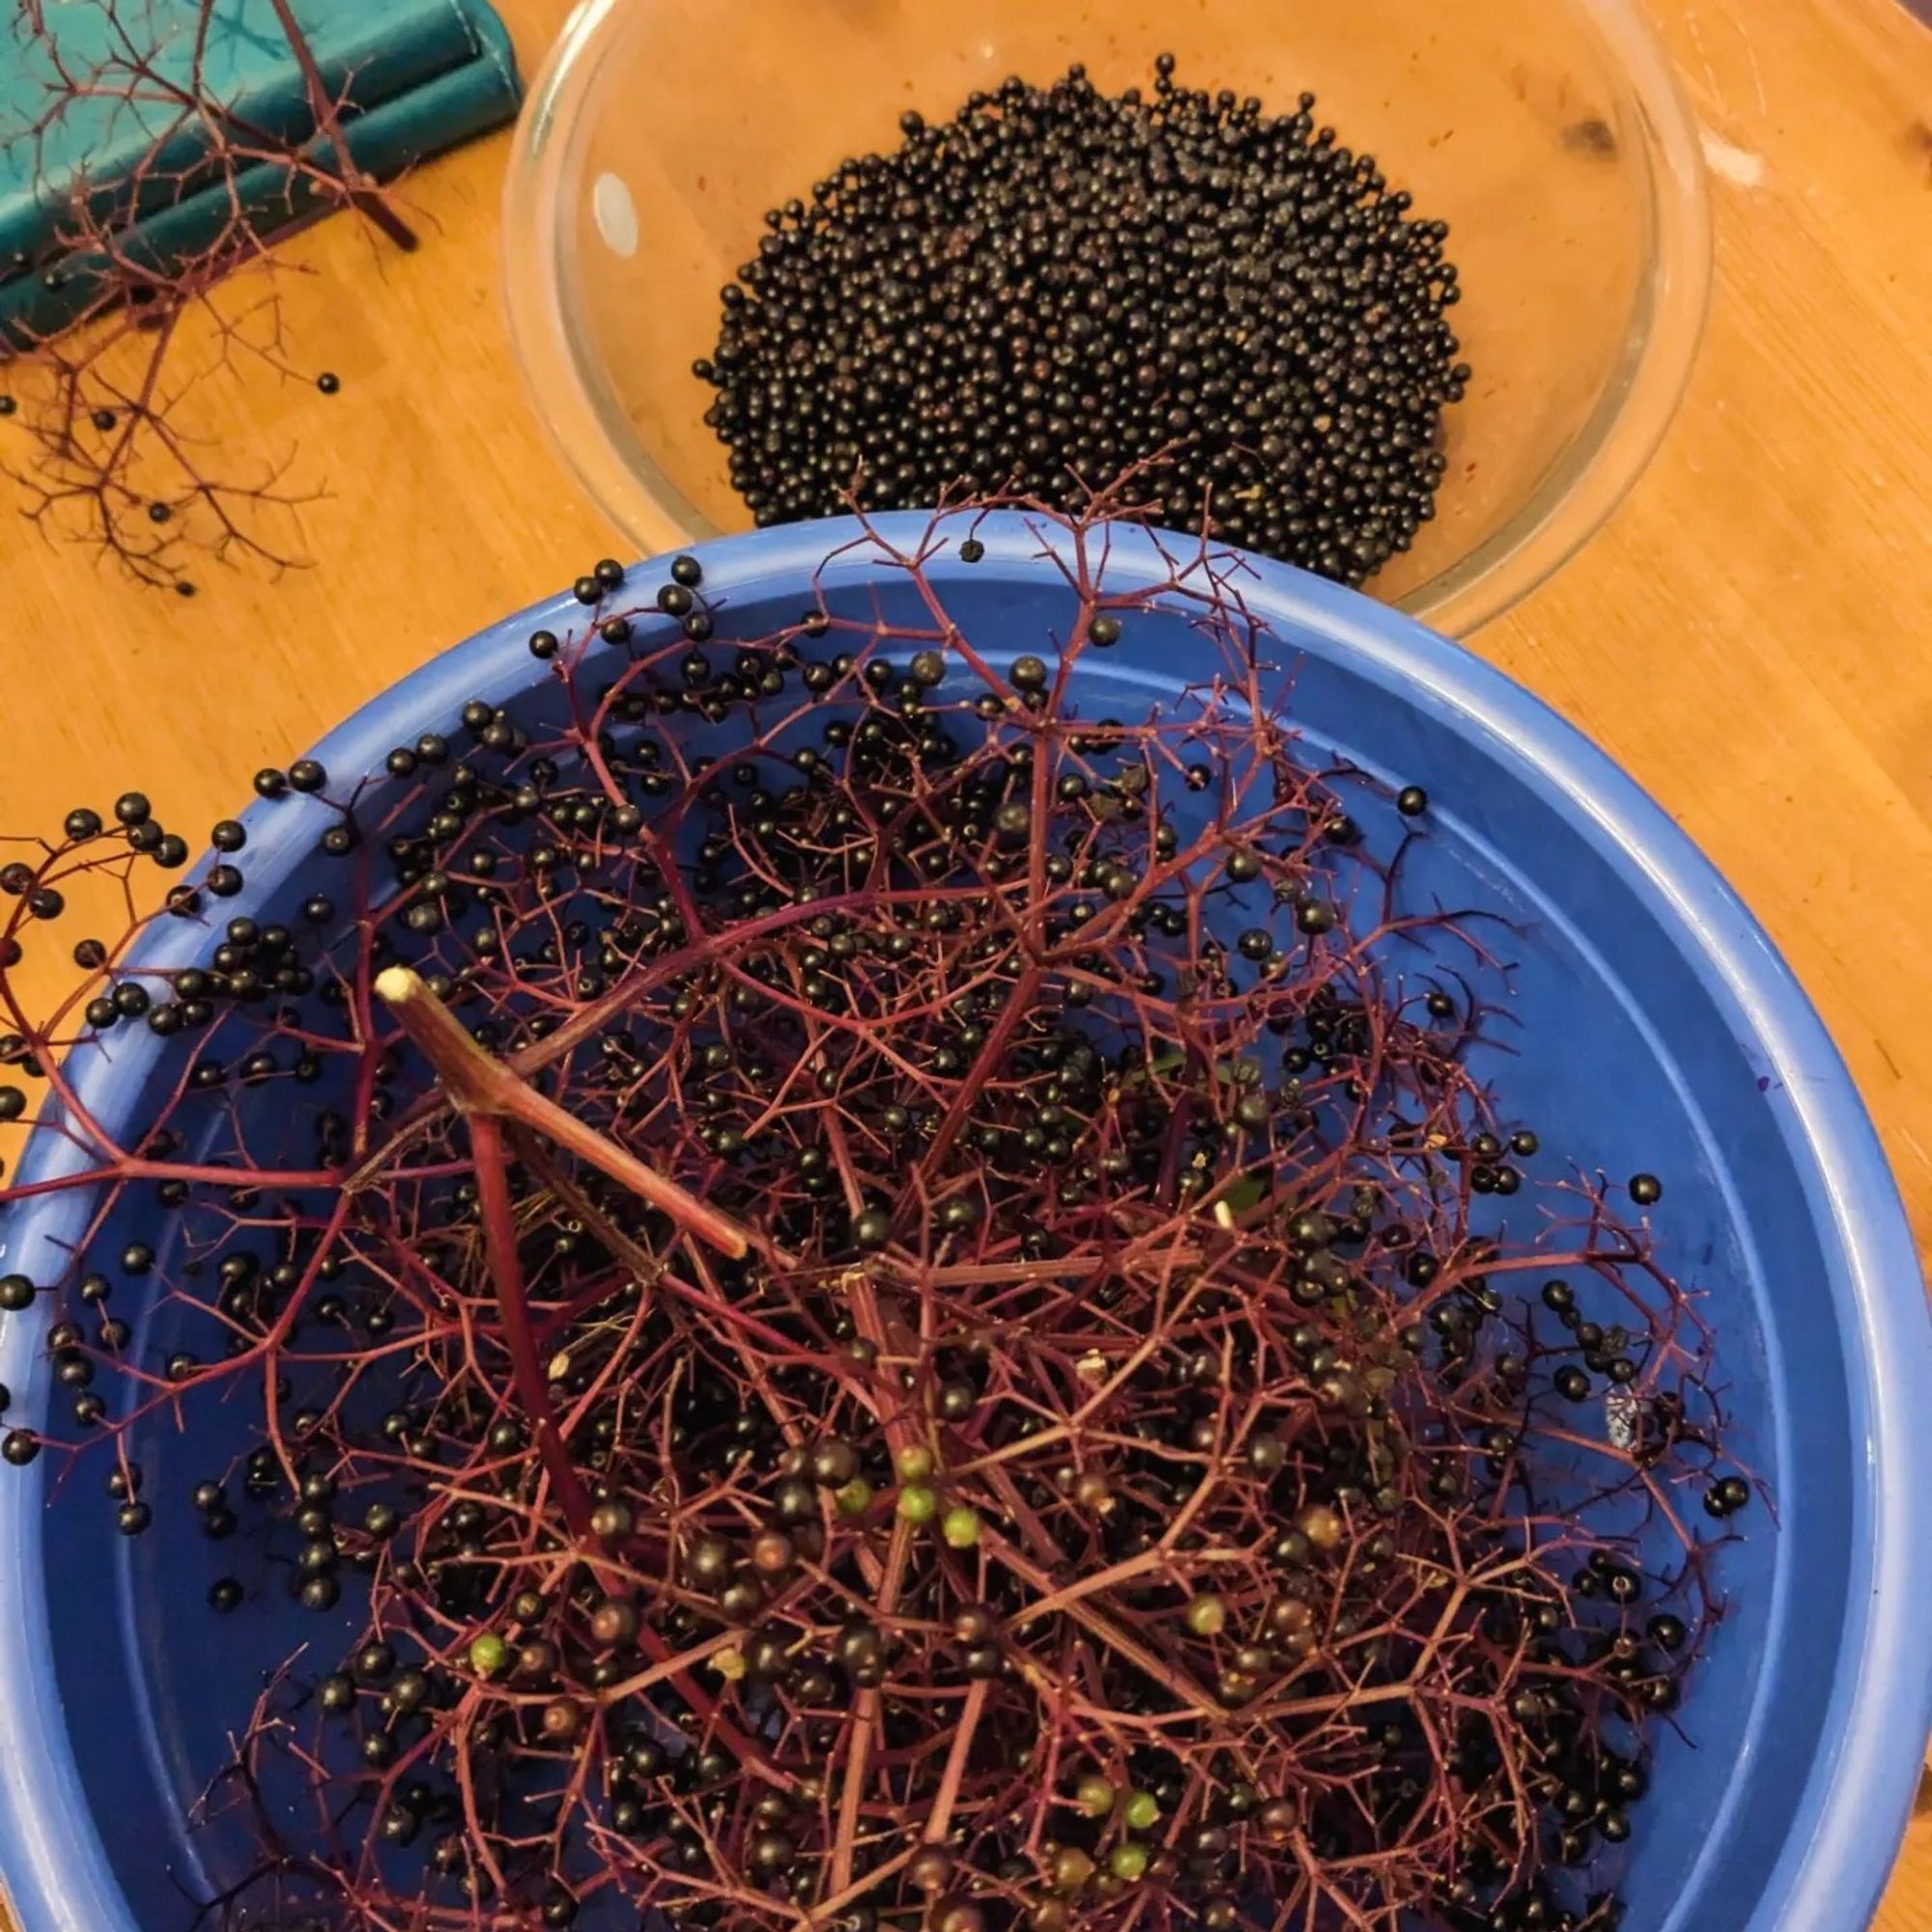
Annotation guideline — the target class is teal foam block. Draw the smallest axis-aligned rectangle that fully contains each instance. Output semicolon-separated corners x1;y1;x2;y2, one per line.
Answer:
0;0;522;346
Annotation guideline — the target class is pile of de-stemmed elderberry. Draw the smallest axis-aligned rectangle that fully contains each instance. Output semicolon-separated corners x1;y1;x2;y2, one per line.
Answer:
0;505;1750;1932
698;58;1465;589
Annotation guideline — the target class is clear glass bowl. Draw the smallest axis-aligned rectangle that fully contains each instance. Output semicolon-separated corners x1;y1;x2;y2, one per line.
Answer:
502;0;1710;637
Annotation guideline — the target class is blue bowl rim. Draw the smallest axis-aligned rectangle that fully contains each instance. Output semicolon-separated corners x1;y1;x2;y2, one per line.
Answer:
1;512;1926;1932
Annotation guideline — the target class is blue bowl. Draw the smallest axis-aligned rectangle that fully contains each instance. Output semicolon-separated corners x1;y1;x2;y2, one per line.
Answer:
2;513;1928;1932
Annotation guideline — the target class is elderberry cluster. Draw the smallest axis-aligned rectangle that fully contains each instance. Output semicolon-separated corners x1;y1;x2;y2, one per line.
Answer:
0;521;1752;1932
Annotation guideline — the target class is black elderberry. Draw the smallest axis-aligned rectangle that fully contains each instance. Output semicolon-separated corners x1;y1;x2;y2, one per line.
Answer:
355;1641;398;1682
1647;1614;1688;1653
1703;1474;1750;1519
936;1379;978;1421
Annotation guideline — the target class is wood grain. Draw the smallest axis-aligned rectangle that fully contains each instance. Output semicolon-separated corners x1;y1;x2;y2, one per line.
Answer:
2;0;1929;1922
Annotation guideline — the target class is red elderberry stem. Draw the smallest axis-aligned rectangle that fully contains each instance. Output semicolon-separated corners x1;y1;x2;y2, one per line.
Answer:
923;1676;991;1844
374;965;752;1260
468;1111;596;1543
829;1513;915;1894
265;0;420;252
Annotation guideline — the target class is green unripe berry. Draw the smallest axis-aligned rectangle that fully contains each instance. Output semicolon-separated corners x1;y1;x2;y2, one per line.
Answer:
1076;1776;1115;1818
469;1632;509;1677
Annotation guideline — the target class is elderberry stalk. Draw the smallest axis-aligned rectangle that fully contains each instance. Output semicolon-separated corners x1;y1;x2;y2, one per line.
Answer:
0;500;1749;1932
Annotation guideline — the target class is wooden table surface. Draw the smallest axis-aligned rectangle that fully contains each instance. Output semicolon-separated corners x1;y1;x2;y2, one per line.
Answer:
3;0;1930;1922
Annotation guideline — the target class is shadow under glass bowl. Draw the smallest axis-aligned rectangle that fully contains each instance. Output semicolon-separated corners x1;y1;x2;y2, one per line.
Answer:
502;0;1711;638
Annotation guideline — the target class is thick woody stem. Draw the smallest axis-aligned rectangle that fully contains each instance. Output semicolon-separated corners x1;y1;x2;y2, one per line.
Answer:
374;965;752;1261
828;1515;914;1894
265;0;420;251
467;1111;597;1542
